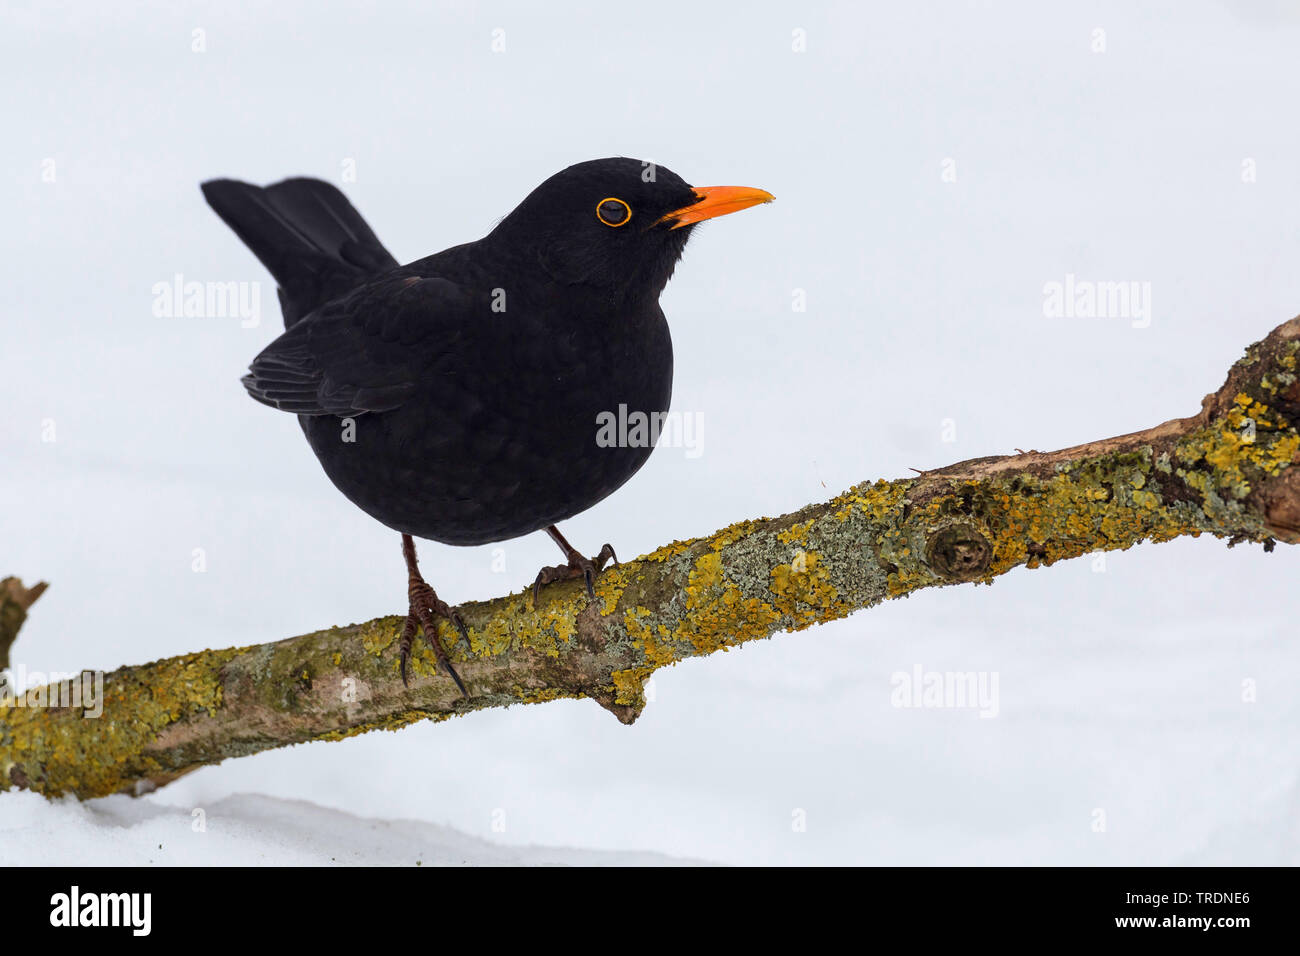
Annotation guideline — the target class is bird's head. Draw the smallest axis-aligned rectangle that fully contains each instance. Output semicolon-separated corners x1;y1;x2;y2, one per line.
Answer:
486;157;772;299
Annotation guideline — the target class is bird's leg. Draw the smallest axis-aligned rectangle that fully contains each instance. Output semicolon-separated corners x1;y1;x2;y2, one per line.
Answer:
531;524;619;608
399;533;469;696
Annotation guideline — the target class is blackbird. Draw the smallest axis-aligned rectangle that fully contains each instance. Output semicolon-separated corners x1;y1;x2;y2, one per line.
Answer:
202;158;772;694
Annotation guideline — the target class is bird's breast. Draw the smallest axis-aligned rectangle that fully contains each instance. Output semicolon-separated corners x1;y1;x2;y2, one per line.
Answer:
303;297;675;545
503;299;674;453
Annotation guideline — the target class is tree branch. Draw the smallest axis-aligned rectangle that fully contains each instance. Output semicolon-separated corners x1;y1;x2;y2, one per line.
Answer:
4;317;1300;799
0;577;47;672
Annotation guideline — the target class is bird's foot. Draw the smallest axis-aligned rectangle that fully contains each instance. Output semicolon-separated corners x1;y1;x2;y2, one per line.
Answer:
532;543;618;608
400;581;470;694
397;532;470;695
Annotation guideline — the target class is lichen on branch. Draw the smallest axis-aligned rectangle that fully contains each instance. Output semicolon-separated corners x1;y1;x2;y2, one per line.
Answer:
3;317;1299;800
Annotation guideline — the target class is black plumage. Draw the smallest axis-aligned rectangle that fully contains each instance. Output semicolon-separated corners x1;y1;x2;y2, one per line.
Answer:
202;158;772;692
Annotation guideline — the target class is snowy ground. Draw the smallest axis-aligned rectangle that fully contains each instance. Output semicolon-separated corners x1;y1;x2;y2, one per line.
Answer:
3;0;1300;865
0;791;705;866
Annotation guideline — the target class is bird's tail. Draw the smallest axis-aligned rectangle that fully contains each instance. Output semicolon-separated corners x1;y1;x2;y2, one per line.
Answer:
200;177;399;326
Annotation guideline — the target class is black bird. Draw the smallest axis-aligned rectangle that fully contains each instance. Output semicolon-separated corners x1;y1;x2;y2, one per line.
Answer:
202;158;772;693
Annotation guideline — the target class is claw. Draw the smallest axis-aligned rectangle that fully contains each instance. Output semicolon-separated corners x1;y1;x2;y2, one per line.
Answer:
531;527;619;609
449;608;471;650
440;653;469;697
399;533;469;697
399;615;418;688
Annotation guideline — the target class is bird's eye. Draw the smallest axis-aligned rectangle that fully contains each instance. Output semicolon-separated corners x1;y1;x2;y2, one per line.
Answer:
596;197;631;227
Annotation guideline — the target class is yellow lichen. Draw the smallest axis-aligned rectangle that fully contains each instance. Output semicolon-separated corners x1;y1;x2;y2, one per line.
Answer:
769;552;846;626
0;646;247;798
611;667;653;705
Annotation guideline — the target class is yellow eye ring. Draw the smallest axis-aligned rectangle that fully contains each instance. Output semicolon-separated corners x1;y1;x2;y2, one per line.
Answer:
596;197;631;227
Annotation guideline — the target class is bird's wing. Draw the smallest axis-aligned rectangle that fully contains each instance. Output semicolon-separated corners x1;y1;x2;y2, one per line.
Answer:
242;275;475;416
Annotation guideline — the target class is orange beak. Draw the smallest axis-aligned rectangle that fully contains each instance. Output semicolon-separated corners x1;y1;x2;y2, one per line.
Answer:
657;185;774;229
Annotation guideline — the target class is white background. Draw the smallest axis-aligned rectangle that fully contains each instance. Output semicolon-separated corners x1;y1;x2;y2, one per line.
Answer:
2;0;1298;864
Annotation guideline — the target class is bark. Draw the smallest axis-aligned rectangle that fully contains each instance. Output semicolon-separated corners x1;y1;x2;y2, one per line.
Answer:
0;577;47;672
4;317;1300;800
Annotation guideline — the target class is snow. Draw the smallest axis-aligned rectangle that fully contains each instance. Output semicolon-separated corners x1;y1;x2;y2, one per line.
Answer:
3;0;1300;865
0;791;706;866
